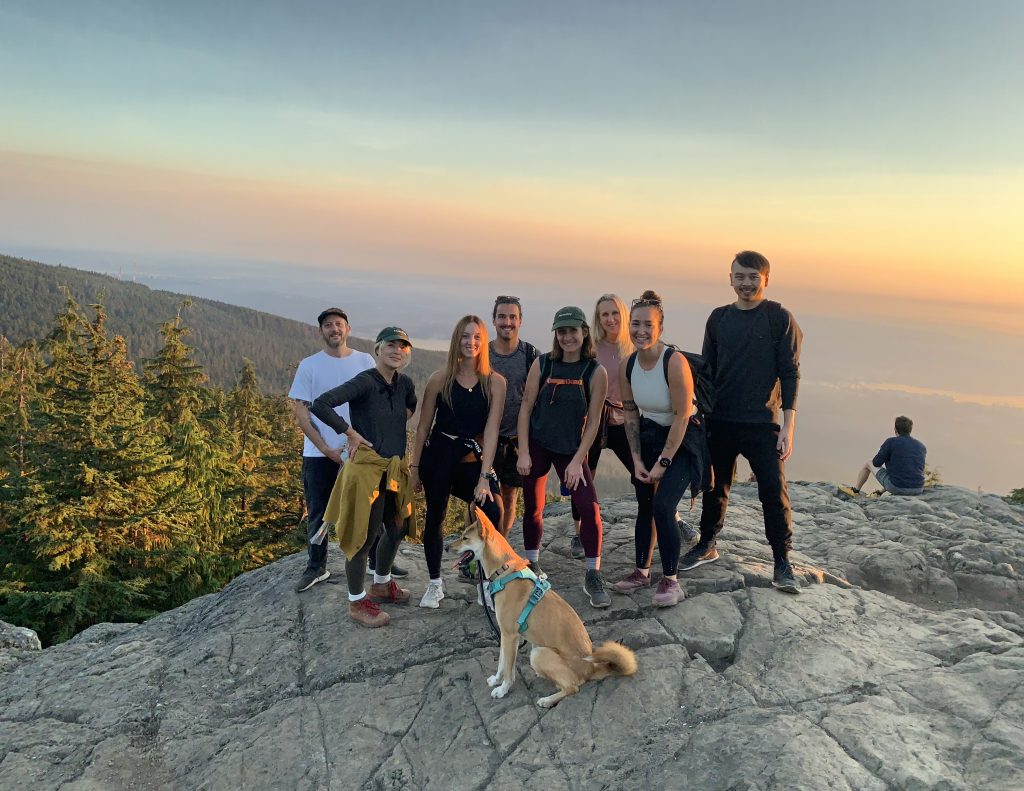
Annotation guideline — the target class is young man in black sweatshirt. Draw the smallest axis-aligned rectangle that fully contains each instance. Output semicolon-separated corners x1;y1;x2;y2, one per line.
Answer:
681;251;804;593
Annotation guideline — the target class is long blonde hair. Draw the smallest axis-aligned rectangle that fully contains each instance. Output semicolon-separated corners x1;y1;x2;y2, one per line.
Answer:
442;315;491;406
592;293;634;359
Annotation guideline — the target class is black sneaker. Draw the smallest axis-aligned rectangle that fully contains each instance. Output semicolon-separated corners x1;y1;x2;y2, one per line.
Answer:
679;542;719;571
569;535;585;560
583;569;611;608
677;517;699;543
295;567;330;592
773;560;801;594
527;561;548;581
390;564;409;579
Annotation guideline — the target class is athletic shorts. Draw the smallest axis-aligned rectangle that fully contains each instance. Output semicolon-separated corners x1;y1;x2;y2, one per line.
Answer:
876;466;924;496
493;436;523;488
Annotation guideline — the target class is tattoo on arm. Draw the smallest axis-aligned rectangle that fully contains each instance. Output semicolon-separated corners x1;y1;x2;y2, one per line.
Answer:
624;412;641;457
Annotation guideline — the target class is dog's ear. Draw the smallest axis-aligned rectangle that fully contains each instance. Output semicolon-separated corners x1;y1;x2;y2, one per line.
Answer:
474;507;496;536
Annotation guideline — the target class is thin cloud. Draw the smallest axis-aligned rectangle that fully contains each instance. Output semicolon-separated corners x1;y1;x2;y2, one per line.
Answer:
812;380;1024;410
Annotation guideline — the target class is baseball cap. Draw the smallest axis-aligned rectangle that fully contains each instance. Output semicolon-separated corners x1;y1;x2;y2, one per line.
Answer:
317;307;348;326
551;306;586;330
375;326;412;346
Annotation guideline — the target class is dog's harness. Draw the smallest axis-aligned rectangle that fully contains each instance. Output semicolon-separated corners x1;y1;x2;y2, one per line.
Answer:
487;567;551;634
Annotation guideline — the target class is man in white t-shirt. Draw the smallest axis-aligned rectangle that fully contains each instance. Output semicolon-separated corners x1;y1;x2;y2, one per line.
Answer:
288;307;374;592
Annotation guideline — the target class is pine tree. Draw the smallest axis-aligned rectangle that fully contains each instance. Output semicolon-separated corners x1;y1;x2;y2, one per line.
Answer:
142;303;242;605
225;360;305;567
1;296;178;643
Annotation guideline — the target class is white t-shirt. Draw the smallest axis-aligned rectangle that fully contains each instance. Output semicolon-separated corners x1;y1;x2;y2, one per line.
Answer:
288;349;375;457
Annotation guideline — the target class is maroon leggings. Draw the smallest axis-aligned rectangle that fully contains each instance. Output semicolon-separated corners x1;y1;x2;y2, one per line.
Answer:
522;439;603;558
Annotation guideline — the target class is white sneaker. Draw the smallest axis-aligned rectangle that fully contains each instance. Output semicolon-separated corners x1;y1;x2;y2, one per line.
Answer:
419;580;445;609
475;582;495;611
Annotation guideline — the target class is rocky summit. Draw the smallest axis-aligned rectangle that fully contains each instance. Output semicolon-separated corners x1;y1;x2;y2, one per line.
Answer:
2;483;1023;790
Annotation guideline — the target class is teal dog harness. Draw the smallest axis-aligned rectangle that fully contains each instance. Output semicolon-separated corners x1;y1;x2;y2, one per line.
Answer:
487;568;551;634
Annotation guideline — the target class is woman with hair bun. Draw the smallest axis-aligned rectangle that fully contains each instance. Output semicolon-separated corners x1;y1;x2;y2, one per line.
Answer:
615;290;707;608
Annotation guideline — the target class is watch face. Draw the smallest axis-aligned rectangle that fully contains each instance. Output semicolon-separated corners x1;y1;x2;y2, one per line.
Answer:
659;457;671;468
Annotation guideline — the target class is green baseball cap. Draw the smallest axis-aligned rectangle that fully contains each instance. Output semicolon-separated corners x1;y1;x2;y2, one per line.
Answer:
551;306;586;330
375;326;412;346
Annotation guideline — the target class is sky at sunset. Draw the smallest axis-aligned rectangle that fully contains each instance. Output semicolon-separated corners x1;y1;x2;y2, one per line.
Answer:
2;1;1022;491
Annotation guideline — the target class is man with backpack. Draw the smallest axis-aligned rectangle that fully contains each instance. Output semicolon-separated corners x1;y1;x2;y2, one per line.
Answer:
681;251;804;593
488;296;539;537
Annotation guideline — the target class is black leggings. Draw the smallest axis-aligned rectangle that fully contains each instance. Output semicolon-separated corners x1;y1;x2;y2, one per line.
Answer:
633;420;698;576
346;472;404;596
421;436;502;579
571;423;634;521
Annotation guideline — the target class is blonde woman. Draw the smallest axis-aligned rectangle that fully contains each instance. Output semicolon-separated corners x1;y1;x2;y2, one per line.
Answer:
566;294;635;559
411;315;506;609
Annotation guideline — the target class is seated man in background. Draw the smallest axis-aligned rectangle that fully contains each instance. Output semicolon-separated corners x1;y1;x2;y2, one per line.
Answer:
848;415;927;496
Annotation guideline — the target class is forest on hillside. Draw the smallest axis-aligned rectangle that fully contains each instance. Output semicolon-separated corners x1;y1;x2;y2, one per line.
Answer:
0;254;445;393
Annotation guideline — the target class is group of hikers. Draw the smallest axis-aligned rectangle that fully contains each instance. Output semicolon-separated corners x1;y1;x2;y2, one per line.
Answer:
288;250;927;629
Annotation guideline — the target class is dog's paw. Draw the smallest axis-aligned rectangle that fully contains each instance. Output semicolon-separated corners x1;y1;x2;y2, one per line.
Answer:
536;695;557;708
491;683;510;699
486;674;501;688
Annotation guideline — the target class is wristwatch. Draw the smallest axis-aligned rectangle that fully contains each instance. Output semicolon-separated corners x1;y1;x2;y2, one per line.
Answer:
481;470;498;481
658;456;672;468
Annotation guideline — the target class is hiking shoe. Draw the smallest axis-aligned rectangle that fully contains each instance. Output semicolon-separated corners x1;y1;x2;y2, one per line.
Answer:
348;597;389;628
679;542;719;571
295;568;330;592
652;578;685;607
527;561;548;581
457;558;478;585
419;580;445;609
677;517;699;543
369;580;411;604
773;560;801;594
613;568;652;594
569;535;585;560
583;569;611;608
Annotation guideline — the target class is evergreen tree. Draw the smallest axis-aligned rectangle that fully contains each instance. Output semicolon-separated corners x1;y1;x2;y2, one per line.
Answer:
1;297;178;643
225;360;305;566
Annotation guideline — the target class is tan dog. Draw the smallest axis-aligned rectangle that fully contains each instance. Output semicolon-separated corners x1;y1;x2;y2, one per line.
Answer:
449;510;637;707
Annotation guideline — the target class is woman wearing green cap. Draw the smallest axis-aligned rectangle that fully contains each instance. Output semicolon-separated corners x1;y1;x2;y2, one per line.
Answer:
311;326;418;628
516;306;611;608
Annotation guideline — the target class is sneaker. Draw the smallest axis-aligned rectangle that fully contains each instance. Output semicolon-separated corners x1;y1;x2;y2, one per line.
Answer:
527;561;548;581
679;542;719;571
773;560;801;594
613;568;652;594
476;583;495;611
583;569;611;608
419;580;445;609
457;558;478;584
677;517;699;543
348;597;389;628
569;535;585;560
390;564;409;579
368;580;411;604
295;568;330;593
368;563;409;579
652;577;685;607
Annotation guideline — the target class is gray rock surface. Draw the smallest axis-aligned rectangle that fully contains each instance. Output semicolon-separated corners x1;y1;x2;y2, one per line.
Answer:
1;483;1022;790
1;618;42;672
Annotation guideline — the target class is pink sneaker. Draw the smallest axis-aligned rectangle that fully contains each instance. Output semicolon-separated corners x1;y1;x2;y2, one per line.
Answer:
613;568;652;594
652;578;685;607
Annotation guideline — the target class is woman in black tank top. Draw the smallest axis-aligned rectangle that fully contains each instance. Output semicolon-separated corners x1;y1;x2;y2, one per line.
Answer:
515;306;611;608
410;315;507;609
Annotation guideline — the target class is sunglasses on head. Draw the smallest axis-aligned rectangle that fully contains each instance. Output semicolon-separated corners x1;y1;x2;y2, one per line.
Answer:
631;297;663;308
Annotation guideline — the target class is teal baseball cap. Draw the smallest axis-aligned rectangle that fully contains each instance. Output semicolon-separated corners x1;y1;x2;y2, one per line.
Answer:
375;326;412;346
551;306;586;330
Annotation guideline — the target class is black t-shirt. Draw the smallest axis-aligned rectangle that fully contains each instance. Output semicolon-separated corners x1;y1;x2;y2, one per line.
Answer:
433;379;489;437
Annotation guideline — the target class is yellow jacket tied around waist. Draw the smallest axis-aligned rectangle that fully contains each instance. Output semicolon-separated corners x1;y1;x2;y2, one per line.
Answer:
322;448;418;557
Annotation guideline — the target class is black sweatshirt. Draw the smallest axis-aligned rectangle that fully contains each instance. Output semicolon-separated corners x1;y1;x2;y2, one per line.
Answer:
311;368;417;459
701;300;802;425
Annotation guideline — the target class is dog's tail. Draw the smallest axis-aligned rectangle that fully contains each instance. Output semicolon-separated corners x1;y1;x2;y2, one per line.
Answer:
585;641;638;680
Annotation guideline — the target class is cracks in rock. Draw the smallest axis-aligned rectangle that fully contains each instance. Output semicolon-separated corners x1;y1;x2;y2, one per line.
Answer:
311;697;333;789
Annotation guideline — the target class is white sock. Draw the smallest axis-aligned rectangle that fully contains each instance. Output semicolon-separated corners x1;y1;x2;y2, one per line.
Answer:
373;572;391;585
348;591;366;602
430;577;442;586
586;557;600;571
524;549;539;563
637;567;650;577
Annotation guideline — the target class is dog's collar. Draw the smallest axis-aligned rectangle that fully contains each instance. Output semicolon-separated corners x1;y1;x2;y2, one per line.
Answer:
485;559;527;583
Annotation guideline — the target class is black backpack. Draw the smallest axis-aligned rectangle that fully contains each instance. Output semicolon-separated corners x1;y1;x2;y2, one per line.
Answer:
626;345;715;418
537;353;598;405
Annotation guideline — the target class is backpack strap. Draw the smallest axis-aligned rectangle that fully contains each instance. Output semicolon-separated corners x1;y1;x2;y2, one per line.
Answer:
764;300;786;343
661;343;679;383
625;350;638;381
538;355;597;404
523;341;539;370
